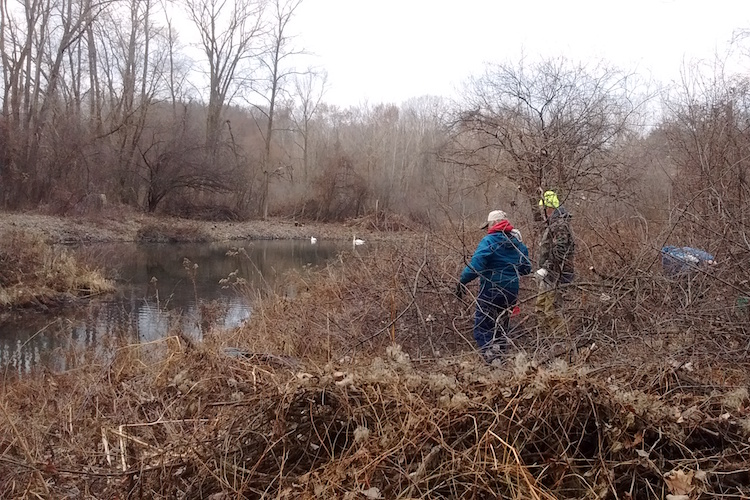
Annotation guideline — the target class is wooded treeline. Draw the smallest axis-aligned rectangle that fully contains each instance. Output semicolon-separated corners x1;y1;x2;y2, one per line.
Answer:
1;0;749;233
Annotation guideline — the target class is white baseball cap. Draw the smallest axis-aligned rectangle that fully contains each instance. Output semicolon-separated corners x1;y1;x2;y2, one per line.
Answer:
480;210;507;229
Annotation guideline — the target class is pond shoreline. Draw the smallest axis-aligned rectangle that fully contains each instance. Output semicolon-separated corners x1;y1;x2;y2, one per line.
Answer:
1;238;355;374
0;209;417;244
0;209;415;311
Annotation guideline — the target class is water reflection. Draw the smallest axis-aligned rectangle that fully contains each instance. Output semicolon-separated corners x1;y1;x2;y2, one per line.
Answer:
0;239;352;375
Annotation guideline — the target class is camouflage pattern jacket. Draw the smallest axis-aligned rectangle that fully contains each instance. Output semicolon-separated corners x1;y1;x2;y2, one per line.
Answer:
538;206;575;284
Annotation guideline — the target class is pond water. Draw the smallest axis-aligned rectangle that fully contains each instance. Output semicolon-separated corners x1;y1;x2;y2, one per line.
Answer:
0;239;355;375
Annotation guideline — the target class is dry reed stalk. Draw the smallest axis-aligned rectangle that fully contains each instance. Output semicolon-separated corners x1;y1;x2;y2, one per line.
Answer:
0;402;50;496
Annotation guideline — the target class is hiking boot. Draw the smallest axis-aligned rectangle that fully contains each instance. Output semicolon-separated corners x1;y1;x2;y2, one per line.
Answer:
489;357;506;369
482;344;505;364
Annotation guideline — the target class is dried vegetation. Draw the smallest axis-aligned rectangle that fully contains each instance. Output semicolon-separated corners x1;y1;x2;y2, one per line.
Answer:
1;219;749;499
0;230;114;309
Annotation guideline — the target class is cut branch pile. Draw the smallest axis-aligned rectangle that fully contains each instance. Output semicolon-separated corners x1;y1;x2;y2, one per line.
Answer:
1;341;748;498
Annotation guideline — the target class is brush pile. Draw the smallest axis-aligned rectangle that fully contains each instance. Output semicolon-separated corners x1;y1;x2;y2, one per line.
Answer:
1;339;748;498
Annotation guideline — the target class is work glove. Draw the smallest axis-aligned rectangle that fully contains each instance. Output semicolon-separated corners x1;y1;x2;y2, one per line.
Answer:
454;282;465;299
534;268;549;283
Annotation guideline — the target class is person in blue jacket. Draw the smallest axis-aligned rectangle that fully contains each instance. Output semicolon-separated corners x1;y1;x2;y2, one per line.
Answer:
456;210;532;362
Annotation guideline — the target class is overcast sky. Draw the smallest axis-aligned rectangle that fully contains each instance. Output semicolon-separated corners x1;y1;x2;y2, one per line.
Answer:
289;0;749;107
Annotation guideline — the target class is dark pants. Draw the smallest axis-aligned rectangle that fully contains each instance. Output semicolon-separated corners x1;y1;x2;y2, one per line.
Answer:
474;286;516;352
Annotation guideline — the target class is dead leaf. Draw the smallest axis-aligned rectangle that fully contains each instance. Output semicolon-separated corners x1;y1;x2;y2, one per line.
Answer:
664;469;695;495
624;430;643;449
361;487;383;499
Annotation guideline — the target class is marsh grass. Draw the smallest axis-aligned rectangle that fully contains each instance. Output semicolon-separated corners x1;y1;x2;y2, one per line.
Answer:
0;230;114;308
1;230;749;498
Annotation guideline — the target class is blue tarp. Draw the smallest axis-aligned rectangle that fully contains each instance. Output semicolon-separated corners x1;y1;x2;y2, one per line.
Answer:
661;246;715;276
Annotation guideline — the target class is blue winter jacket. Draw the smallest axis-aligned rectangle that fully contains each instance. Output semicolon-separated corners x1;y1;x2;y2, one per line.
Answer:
460;220;532;295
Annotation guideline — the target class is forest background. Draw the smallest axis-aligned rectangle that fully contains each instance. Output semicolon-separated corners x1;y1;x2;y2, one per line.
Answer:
2;0;749;239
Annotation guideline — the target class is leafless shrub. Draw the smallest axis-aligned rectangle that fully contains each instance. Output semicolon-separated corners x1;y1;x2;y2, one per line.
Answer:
225;236;469;362
164;201;242;222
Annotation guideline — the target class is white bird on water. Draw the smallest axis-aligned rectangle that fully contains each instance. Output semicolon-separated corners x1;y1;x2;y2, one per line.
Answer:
352;235;365;246
310;236;317;244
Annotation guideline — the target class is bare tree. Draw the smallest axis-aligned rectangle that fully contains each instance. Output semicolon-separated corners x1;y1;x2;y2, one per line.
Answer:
85;11;103;133
252;0;303;219
450;56;649;217
138;106;234;212
103;0;163;203
290;67;327;182
184;0;265;149
661;57;750;232
0;0;107;204
161;7;192;116
396;96;449;217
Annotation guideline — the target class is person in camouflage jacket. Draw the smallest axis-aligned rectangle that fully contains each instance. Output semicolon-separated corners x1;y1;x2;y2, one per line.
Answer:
534;191;575;334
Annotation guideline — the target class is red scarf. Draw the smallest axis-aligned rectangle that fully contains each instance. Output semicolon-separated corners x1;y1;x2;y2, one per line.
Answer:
487;220;514;234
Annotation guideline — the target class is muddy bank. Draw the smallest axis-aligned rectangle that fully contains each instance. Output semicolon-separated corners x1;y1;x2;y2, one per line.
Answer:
0;209;417;244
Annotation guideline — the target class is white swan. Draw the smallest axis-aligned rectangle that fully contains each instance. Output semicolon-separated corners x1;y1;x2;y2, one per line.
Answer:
352;235;365;246
310;236;317;244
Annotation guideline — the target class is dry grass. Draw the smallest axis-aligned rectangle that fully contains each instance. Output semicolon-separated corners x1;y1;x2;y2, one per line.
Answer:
224;237;464;363
0;228;749;498
0;230;114;308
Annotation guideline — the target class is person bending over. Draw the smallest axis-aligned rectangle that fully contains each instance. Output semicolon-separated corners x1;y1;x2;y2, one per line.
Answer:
457;210;531;363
